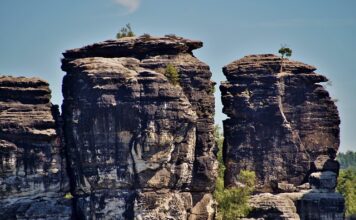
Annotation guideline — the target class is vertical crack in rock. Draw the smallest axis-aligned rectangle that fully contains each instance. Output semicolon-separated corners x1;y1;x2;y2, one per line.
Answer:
61;36;216;219
0;76;72;219
220;54;340;192
277;72;311;162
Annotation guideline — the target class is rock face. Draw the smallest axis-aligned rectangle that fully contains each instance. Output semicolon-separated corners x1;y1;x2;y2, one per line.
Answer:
221;54;344;219
0;76;72;219
247;193;300;220
296;190;345;220
220;54;340;192
61;36;216;219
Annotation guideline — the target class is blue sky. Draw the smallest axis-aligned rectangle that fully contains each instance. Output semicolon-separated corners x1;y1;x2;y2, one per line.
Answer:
1;0;355;152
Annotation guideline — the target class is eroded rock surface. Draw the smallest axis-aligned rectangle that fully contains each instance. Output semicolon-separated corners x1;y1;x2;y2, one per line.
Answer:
220;54;340;192
0;76;72;219
61;36;216;219
247;193;300;220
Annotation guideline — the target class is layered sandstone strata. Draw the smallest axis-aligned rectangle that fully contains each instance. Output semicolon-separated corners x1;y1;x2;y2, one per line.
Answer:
61;35;217;219
220;54;340;192
0;76;72;219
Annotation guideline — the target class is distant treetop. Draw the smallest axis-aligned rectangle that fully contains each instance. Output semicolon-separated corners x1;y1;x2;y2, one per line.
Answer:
338;151;356;170
278;45;292;59
116;23;135;39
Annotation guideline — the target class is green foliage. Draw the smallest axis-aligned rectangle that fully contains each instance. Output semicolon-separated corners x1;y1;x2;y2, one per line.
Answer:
337;151;356;169
164;64;180;85
214;125;255;220
209;84;216;94
278;46;292;59
337;168;356;216
64;192;73;199
116;23;135;39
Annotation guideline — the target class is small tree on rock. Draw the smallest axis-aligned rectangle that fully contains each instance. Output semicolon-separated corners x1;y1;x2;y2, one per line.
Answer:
278;45;292;72
164;64;180;85
116;23;135;39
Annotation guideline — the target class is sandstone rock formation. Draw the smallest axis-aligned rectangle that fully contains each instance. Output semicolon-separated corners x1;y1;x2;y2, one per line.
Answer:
0;76;72;219
241;154;345;220
247;193;300;219
61;35;217;219
220;54;340;192
221;54;345;219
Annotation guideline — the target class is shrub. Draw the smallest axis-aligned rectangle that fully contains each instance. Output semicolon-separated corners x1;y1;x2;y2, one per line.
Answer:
164;34;181;39
116;23;135;39
209;84;216;94
141;33;151;38
64;192;73;199
164;64;180;85
214;125;255;219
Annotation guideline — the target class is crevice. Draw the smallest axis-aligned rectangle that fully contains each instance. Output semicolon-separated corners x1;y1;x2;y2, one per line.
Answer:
276;72;311;162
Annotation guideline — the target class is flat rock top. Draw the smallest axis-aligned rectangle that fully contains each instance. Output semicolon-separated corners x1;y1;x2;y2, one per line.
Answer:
223;54;317;77
0;75;49;87
63;35;203;59
0;75;55;139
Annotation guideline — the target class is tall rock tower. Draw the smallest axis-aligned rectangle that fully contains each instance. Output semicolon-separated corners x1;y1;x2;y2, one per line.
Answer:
61;35;217;219
221;54;340;191
220;54;344;219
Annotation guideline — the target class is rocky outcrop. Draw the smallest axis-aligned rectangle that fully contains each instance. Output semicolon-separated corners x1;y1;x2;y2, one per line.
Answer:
221;54;344;219
220;54;340;192
61;36;216;219
247;193;300;219
0;76;72;219
246;189;345;220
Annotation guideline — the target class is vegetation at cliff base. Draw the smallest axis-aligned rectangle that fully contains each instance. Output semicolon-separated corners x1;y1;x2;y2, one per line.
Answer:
337;151;356;216
116;23;135;39
337;168;356;216
164;64;180;85
214;125;255;219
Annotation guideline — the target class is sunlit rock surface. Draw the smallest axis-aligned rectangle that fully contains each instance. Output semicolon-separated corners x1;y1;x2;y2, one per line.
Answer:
61;36;217;219
0;76;72;219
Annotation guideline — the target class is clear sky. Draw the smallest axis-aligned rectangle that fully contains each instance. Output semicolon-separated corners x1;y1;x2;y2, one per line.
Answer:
1;0;355;152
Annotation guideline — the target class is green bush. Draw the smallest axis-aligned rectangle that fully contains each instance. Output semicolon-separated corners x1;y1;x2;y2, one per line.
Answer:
164;64;180;85
337;168;356;216
278;46;292;59
116;23;135;39
209;84;215;94
64;192;73;199
214;125;255;219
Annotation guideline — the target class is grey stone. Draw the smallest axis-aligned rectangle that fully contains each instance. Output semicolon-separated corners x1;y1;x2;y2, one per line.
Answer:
296;191;345;220
309;171;337;191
